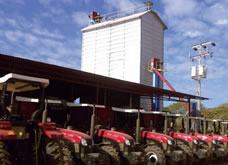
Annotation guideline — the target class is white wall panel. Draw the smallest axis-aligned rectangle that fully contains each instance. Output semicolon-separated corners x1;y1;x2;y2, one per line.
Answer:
81;12;165;111
140;12;164;110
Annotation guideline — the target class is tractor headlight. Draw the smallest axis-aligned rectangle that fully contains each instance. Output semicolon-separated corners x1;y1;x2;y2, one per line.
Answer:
125;139;131;146
47;117;51;122
168;140;173;145
193;139;198;145
212;140;216;145
81;138;88;146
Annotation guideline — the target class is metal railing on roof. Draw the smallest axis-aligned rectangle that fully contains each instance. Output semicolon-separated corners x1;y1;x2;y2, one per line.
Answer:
91;1;153;24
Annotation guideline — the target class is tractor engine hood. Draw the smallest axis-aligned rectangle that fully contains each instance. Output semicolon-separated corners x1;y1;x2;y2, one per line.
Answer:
98;129;134;143
58;128;92;143
207;134;228;143
169;132;195;142
189;133;213;142
142;131;173;143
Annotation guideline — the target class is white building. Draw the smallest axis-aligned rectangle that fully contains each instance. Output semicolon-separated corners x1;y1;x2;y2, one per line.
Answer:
81;9;167;110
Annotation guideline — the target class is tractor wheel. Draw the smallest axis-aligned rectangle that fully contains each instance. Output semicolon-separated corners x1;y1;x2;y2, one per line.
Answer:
94;145;111;165
59;140;75;165
144;145;166;165
46;139;74;165
100;145;120;165
0;141;11;165
177;143;193;165
199;144;213;164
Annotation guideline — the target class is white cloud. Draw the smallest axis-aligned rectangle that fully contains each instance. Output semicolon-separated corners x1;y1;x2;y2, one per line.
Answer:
39;0;74;6
184;31;202;38
216;19;228;25
0;0;24;5
202;3;228;25
50;7;64;15
5;30;23;42
61;0;73;4
0;18;4;26
24;33;38;46
103;0;139;11
83;0;90;3
72;11;89;27
6;18;18;27
39;0;52;6
162;0;198;18
32;27;65;39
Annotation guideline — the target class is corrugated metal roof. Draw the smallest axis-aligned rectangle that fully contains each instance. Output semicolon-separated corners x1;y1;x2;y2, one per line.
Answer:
82;10;167;32
0;54;207;101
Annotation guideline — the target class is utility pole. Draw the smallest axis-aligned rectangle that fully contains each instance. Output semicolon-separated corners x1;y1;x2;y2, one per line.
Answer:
189;41;216;132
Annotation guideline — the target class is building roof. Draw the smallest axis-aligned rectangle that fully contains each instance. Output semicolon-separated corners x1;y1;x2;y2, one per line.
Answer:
82;10;168;32
0;54;207;102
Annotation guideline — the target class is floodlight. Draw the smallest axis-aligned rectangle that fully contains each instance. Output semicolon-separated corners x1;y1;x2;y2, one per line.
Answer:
211;42;216;47
144;1;154;6
202;45;207;49
144;1;153;10
193;47;198;51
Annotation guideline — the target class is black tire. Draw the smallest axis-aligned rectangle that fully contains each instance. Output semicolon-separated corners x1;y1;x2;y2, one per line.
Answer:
199;144;213;164
177;143;193;165
100;145;120;165
46;139;74;165
59;140;75;165
0;141;11;165
144;145;166;165
94;145;111;165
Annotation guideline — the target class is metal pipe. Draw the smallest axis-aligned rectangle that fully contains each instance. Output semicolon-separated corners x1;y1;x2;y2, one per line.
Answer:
135;109;140;143
185;116;189;134
164;114;168;135
203;119;206;134
0;82;10;120
153;70;192;112
90;105;96;138
221;123;225;136
42;101;48;123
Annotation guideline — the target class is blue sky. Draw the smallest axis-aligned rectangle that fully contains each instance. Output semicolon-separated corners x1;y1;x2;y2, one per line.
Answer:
0;0;227;108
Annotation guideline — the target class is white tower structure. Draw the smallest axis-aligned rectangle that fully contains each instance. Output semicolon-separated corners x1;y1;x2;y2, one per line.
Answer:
81;4;167;110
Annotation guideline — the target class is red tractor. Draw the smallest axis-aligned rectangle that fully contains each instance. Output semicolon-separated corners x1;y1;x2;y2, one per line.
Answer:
188;116;227;162
15;96;110;165
221;121;228;138
205;118;228;160
164;113;211;164
64;103;146;165
110;107;188;165
0;73;74;165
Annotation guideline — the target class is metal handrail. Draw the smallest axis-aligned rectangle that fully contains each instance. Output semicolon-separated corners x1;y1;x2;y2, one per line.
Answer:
91;3;150;23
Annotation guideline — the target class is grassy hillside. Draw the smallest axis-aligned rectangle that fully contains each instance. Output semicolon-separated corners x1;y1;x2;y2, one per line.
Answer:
164;103;228;120
202;103;228;120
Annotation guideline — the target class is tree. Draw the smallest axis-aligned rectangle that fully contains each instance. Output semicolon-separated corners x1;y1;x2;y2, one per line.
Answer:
202;103;228;120
163;102;188;114
164;102;228;120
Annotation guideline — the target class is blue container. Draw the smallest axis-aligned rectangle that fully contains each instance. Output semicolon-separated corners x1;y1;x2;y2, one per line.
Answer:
191;103;197;116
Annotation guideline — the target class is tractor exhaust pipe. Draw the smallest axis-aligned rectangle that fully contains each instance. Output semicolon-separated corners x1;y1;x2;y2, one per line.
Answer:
203;119;206;134
42;101;48;123
90;105;96;139
135;109;140;143
164;114;168;135
221;124;225;136
185;115;189;134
